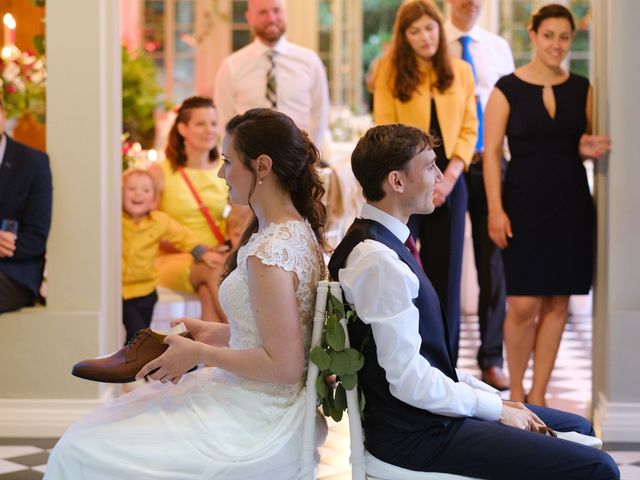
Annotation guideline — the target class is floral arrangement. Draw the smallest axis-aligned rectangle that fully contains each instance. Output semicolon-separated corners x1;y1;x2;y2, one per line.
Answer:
310;293;365;421
0;50;46;123
122;132;160;171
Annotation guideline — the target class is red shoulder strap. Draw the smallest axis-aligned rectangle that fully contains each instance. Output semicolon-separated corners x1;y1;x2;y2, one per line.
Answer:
178;167;226;245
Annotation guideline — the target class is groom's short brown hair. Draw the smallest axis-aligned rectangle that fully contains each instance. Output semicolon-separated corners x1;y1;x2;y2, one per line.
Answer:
351;124;437;201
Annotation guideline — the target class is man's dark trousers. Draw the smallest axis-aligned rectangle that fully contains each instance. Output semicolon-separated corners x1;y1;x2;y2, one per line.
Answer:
465;160;506;370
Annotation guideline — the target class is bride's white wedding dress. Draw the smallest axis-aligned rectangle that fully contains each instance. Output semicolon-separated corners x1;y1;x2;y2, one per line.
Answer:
45;220;324;480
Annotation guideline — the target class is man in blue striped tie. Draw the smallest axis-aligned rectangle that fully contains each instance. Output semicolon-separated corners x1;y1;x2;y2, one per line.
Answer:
445;0;515;391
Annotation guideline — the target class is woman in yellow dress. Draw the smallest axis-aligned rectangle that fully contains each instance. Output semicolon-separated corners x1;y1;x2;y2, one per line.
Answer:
149;96;233;322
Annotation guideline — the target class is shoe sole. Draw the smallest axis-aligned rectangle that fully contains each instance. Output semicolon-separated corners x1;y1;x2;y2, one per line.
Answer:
71;365;198;384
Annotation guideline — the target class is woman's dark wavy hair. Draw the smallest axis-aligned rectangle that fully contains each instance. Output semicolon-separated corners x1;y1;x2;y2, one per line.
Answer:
222;108;327;278
165;96;219;171
529;4;575;32
390;0;453;102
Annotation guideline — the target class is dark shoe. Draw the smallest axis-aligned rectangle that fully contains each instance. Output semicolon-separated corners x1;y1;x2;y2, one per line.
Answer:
72;329;195;383
481;366;509;391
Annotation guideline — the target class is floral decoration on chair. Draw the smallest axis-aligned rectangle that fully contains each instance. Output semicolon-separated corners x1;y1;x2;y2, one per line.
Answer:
310;293;366;421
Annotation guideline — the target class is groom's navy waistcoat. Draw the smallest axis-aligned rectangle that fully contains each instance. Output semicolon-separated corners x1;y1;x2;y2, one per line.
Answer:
328;218;458;467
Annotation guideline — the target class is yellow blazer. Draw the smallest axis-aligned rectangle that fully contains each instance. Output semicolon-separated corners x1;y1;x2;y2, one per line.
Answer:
374;56;478;168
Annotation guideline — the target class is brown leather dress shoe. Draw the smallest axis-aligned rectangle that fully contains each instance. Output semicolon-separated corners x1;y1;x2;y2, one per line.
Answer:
481;366;509;391
71;329;195;383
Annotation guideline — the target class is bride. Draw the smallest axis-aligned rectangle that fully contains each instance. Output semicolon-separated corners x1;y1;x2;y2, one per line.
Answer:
45;108;327;479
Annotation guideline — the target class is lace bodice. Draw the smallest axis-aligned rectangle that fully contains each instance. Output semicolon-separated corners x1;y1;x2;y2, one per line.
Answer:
218;220;324;394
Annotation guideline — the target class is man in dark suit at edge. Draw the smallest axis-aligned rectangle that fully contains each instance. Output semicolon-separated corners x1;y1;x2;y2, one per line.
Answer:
0;99;52;314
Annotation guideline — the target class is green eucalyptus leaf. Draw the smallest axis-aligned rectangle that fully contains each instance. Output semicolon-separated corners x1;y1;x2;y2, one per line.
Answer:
316;374;328;398
329;350;349;376
359;387;366;415
322;396;333;417
309;346;331;370
340;373;358;390
326;321;346;351
345;348;365;374
330;400;344;422
33;34;46;55
327;295;336;316
334;383;347;412
326;312;338;332
331;296;346;320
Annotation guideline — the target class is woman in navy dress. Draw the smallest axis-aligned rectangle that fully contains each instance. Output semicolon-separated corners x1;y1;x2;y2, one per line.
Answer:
483;4;610;406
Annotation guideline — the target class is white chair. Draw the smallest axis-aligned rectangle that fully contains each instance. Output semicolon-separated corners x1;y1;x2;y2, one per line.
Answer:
302;280;479;480
301;280;331;479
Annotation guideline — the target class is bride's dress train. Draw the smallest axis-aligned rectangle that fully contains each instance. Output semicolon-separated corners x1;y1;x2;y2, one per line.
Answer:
45;220;324;479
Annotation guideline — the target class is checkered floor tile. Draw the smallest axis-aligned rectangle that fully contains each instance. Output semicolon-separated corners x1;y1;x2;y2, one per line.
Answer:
1;314;638;479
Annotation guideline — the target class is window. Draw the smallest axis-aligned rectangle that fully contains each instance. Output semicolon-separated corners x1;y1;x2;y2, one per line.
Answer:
318;0;363;112
142;0;196;103
231;0;251;51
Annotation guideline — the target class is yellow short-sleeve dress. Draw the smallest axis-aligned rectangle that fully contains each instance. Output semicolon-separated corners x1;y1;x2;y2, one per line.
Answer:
155;159;229;292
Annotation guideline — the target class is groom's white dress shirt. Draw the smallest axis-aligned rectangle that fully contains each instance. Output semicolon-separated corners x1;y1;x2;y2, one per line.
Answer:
337;203;503;421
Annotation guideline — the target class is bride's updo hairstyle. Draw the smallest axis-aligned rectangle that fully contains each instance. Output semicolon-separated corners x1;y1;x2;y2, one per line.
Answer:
222;108;327;277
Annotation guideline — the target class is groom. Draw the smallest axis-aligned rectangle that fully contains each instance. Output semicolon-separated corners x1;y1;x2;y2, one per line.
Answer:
327;124;618;479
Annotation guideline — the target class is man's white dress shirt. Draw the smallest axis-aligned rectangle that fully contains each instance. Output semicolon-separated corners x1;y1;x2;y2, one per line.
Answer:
337;203;503;421
444;22;515;111
215;37;330;148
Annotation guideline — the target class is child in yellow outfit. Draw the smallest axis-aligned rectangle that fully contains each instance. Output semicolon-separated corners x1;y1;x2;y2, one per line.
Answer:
121;169;218;344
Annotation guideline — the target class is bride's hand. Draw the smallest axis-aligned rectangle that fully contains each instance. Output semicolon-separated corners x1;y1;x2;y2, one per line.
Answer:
136;334;202;385
170;317;229;346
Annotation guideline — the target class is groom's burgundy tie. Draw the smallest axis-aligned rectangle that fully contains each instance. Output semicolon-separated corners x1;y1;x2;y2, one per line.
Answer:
405;235;424;271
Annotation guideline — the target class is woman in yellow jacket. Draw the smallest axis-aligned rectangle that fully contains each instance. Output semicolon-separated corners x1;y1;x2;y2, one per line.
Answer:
374;0;478;364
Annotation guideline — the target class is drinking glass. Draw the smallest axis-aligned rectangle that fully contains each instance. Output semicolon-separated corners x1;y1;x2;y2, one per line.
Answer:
0;219;19;234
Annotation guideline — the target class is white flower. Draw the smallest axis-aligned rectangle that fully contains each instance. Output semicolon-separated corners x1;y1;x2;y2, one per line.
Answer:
21;52;36;65
3;62;20;81
12;77;25;91
30;71;44;84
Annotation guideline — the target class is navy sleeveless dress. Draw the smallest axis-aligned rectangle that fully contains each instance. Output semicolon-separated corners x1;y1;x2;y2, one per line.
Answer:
495;73;594;295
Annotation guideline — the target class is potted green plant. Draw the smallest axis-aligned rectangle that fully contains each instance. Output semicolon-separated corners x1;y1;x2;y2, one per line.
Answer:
122;47;163;149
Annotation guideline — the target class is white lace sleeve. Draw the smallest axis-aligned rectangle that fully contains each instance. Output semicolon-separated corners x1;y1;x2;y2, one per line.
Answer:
240;221;320;281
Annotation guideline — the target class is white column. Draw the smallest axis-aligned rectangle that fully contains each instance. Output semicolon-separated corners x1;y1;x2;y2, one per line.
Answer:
0;0;121;436
591;0;640;443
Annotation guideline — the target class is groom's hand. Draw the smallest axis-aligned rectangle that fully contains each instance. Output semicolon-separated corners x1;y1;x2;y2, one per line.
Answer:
499;400;546;431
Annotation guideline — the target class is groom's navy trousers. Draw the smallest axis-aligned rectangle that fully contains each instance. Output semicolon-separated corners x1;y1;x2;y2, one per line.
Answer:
416;404;618;480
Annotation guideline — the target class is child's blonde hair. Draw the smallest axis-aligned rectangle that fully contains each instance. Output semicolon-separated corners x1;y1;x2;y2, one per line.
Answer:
122;168;158;199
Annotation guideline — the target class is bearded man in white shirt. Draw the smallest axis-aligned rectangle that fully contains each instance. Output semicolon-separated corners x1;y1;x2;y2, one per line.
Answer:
327;124;618;479
444;0;515;390
214;0;330;149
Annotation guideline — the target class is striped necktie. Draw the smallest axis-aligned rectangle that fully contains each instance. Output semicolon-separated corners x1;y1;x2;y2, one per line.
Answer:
459;35;483;152
266;50;277;109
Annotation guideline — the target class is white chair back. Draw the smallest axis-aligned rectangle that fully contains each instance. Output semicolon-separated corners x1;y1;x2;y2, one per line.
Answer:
301;280;330;479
